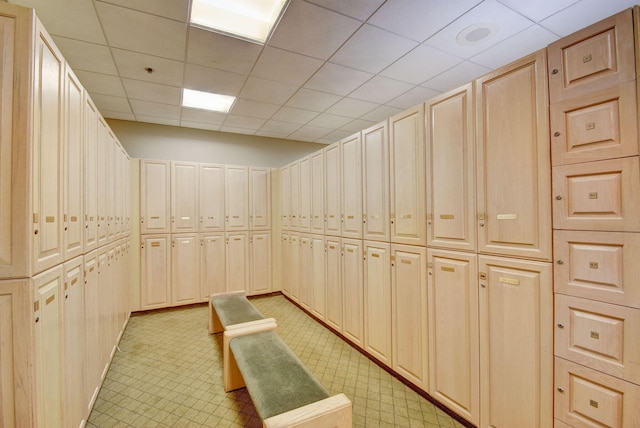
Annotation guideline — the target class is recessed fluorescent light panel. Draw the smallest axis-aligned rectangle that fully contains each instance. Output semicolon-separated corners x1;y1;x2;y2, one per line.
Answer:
182;88;235;113
190;0;289;44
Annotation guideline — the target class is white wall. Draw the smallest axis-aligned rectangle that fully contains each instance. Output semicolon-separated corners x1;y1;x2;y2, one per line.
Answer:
108;119;326;168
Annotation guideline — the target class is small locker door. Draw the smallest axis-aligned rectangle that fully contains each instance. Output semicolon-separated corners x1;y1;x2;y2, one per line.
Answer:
325;237;342;332
281;233;290;296
280;165;290;230
363;241;391;366
311;235;326;320
140;160;170;234
288;233;300;300
249;231;272;295
249;167;271;230
83;252;99;413
298;158;311;232
199;163;225;232
310;150;325;234
96;119;109;246
83;96;98;253
342;238;363;346
200;233;226;299
341;133;362;239
324;143;341;236
140;235;170;310
171;233;200;306
298;234;312;309
289;161;300;230
225;166;249;231
171;162;199;233
226;232;249;293
362;121;389;242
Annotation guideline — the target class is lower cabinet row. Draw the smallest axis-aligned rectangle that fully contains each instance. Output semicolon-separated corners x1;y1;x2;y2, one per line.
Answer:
281;234;553;427
140;231;272;310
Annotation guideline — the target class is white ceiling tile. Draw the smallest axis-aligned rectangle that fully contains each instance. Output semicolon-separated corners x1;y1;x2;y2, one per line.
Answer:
349;75;414;104
92;94;132;114
424;0;534;59
260;120;302;134
181;108;227;125
219;125;256;135
130;99;181;119
541;0;637;37
230;99;280;119
471;25;559;69
380;45;463;84
223;115;267;131
99;0;190;22
52;37;117;75
136;115;180;127
268;0;361;60
271;107;319;124
305;63;373;96
360;105;403;122
304;0;386;21
239;77;298;104
422;61;491;92
340;118;377;133
112;48;184;86
180;121;221;131
187;27;263;74
255;129;292;139
285;89;342;112
288;124;333;141
330;24;418;74
499;0;580;22
386;86;441;109
307;113;353;129
315;129;351;143
368;0;482;42
252;47;324;85
95;2;187;61
101;110;136;121
75;70;126;97
324;98;378;118
184;64;247;96
122;79;181;105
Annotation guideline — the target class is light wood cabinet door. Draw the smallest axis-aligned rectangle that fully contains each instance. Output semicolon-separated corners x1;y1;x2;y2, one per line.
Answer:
290;161;300;230
390;105;426;246
83;252;99;413
298;234;312;309
281;233;290;296
341;133;363;238
342;238;363;347
249;231;271;296
200;233;226;299
552;157;640;232
249;167;271;230
105;134;116;243
324;143;341;236
280;165;290;230
32;23;64;274
325;237;342;332
362;122;389;242
427;249;479;425
363;241;391;366
476;50;551;261
225;166;249;231
96;119;109;245
310;151;325;234
426;84;476;252
171;162;199;233
140;160;170;234
311;235;326;320
479;255;553;428
298;158;311;232
83;96;98;253
141;235;170;310
171;233;200;306
226;231;249;293
288;233;300;300
392;244;428;389
199;163;225;232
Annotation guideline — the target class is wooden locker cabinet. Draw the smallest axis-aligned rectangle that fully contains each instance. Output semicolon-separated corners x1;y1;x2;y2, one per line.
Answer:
427;249;479;425
140;235;171;310
310;150;325;235
298;234;312;309
199;163;225;232
249;231;272;296
171;162;199;233
362;121;390;242
310;235;326;320
281;233;290;296
200;233;226;299
478;255;553;428
552;157;640;232
555;357;640;428
325;237;342;332
476;50;552;261
171;233;200;306
363;241;392;366
96;118;109;246
225;166;249;231
426;84;476;252
140;160;170;234
105;133;116;243
324;143;341;237
298;158;311;232
341;238;363;346
341;133;363;239
547;8;635;103
83;252;100;414
83;99;98;253
289;161;300;230
389;104;426;246
280;164;290;230
249;167;271;230
391;244;428;389
287;233;300;300
225;231;249;293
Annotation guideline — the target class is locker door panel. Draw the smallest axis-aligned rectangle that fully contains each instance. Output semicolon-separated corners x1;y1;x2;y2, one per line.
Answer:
324;143;341;236
342;238;363;346
364;241;391;366
199;164;225;232
171;234;200;305
200;234;226;299
140;160;170;234
310;151;325;234
288;233;300;300
249;232;271;295
280;165;290;230
341;134;362;238
140;235;170;309
96;119;108;245
281;233;290;296
289;161;300;231
311;235;326;320
298;234;312;309
250;167;271;230
171;162;198;233
325;237;342;332
226;232;249;293
225;166;249;231
83;252;99;413
83;96;98;252
298;158;311;232
362;122;389;242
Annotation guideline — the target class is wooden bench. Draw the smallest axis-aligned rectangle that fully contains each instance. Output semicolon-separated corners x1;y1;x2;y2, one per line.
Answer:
224;324;352;428
208;290;273;334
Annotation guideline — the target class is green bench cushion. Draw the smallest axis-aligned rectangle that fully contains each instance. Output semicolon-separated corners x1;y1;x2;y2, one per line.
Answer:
212;294;264;328
229;330;330;420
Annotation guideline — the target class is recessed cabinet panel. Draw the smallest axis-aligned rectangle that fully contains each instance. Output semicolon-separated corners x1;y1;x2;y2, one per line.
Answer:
287;233;300;300
325;237;342;332
324;143;341;237
341;134;363;239
200;233;225;299
342;238;363;346
171;234;200;306
311;235;326;320
225;166;249;231
281;233;290;296
281;165;290;230
141;235;170;309
298;234;312;309
171;162;199;233
554;230;640;308
250;167;271;230
249;232;271;296
96;119;108;245
362;122;390;242
426;84;476;252
553;157;640;231
199;164;225;232
140;160;170;234
83;252;100;414
290;161;300;231
225;232;249;293
298;158;311;232
364;241;391;366
310;151;325;234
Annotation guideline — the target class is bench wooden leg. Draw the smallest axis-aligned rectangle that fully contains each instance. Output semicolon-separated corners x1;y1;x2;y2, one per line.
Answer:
208;291;247;334
262;394;352;428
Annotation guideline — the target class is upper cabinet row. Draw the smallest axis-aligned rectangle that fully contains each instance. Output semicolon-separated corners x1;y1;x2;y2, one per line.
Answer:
140;160;271;234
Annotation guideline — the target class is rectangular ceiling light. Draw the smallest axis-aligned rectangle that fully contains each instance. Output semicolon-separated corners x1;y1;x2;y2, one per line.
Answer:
182;88;235;113
190;0;289;44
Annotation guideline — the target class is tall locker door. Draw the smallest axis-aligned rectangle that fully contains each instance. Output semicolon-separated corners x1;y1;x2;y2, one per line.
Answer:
140;160;170;234
478;255;553;428
341;133;363;239
281;233;290;296
392;244;428;390
249;167;271;230
225;166;249;231
106;134;116;242
124;155;131;235
62;65;84;261
280;165;290;230
62;256;85;428
298;234;312;309
226;232;249;292
114;146;124;239
171;162;199;233
362;121;390;242
427;249;479;425
171;233;200;306
426;84;476;252
83;96;98;252
342;238;363;346
83;252;99;413
298;158;311;232
249;231;272;295
310;151;325;234
324;143;341;236
32;24;64;274
389;105;426;246
325;237;342;332
289;161;300;231
364;241;392;367
199;164;225;232
200;233;226;299
310;235;326;320
476;50;551;261
96;119;108;246
140;235;170;310
288;233;300;300
99;247;115;368
33;264;64;428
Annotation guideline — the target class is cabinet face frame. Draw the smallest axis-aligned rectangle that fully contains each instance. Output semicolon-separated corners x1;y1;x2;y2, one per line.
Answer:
362;122;390;242
171;162;199;233
199;163;225;232
140;160;170;234
249;167;271;231
249;231;272;295
310;151;325;234
363;241;391;366
340;133;363;239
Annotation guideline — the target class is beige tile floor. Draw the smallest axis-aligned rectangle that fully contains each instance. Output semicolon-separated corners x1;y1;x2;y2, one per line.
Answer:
87;294;468;428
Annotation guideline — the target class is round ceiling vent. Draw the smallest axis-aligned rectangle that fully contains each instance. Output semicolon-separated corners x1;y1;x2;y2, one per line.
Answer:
456;23;499;45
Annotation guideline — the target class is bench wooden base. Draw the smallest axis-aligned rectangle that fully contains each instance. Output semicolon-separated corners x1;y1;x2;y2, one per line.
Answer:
263;393;352;428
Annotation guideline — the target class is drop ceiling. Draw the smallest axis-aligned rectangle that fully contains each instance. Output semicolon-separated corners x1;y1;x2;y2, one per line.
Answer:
8;0;639;144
